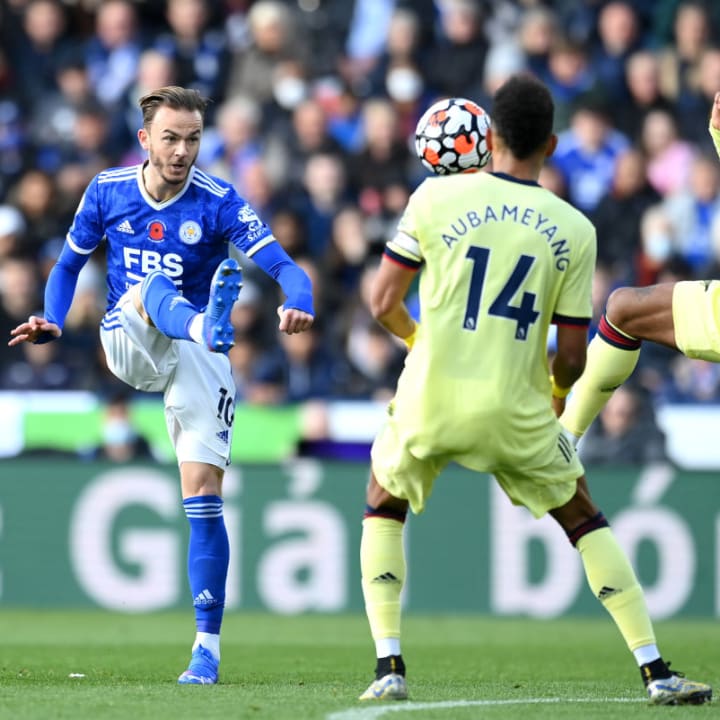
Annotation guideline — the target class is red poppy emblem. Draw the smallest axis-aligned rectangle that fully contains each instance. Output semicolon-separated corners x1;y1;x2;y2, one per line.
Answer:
148;221;165;241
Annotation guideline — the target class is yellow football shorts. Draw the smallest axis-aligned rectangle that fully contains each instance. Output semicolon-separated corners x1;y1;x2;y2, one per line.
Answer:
371;411;583;519
673;280;720;362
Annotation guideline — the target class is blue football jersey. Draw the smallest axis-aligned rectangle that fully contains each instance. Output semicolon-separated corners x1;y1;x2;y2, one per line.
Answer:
66;164;274;311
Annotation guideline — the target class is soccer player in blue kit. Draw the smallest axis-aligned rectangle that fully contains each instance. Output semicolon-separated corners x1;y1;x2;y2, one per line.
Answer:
9;86;314;684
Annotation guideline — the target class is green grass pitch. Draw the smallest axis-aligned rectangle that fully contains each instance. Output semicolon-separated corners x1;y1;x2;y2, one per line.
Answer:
0;611;716;719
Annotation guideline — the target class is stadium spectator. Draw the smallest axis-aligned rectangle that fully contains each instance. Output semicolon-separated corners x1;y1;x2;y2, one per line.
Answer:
348;99;413;220
84;0;144;111
0;253;42;369
517;6;558;78
263;98;344;195
423;0;488;100
541;37;600;131
592;148;661;279
7;0;72;112
590;1;644;104
365;7;424;100
640;107;695;196
252;320;347;403
6;170;65;253
292;152;350;260
614;50;675;143
25;50;99;174
578;383;669;466
154;0;230;115
657;1;712;104
0;205;27;262
634;204;679;286
7;86;314;687
550;98;630;214
199;94;263;196
356;72;710;706
663;154;720;272
677;47;720;150
87;391;155;462
225;1;308;107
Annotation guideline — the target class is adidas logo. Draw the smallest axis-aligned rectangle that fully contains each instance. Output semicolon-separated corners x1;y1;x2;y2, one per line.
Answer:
193;589;216;606
116;219;134;234
598;585;619;600
216;430;229;444
371;572;401;584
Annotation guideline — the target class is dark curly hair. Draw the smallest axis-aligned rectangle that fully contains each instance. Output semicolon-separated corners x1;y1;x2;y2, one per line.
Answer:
491;74;554;160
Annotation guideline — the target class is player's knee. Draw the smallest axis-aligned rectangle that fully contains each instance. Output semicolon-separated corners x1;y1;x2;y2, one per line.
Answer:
604;286;636;332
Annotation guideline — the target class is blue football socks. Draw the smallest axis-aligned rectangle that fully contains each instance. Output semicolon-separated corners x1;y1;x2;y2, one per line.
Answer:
141;270;198;341
183;495;229;634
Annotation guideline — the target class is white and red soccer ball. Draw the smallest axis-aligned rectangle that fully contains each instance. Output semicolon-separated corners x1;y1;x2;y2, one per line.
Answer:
414;97;491;175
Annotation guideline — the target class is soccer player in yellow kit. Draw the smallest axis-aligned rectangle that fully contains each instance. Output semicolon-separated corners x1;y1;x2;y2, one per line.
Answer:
358;74;711;705
560;91;720;444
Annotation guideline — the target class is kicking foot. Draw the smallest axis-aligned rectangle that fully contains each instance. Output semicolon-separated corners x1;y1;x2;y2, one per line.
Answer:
203;258;243;353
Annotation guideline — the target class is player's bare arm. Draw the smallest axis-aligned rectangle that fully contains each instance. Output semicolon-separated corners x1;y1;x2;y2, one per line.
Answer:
551;324;587;416
369;255;417;343
8;316;61;347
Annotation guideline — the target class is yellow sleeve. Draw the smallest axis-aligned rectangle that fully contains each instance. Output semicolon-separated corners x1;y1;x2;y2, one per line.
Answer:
710;122;720;162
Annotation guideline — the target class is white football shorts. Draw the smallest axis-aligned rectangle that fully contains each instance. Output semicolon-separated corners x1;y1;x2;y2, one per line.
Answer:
99;290;235;468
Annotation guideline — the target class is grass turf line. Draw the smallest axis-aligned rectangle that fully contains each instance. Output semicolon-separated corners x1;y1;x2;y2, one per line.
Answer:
0;611;716;720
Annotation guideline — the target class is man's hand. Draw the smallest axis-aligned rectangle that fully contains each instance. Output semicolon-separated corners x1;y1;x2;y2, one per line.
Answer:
552;395;566;418
712;91;720;131
8;315;61;346
277;306;314;334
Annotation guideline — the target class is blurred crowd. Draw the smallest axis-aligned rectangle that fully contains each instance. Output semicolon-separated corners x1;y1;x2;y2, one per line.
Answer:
2;0;720;423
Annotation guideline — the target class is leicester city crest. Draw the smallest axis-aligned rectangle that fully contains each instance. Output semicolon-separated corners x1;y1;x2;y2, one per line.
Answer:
179;220;202;245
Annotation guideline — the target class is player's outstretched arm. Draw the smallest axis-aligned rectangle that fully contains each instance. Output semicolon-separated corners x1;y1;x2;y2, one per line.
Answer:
8;316;62;346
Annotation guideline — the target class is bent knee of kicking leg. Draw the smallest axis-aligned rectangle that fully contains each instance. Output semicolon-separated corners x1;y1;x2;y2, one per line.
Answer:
604;287;636;333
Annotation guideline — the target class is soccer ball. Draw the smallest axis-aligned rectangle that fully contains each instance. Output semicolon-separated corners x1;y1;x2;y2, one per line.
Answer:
414;97;491;175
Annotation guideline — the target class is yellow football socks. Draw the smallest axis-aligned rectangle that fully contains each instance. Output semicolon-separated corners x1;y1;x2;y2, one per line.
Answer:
577;528;656;651
360;516;405;642
560;321;640;440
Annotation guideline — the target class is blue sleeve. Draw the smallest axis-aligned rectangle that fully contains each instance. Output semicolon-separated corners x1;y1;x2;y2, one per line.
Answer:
44;243;90;331
251;242;314;315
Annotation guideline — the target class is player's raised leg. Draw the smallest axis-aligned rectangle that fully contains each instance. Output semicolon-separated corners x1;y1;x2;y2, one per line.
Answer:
359;471;409;701
550;476;711;705
560;284;675;442
138;258;243;353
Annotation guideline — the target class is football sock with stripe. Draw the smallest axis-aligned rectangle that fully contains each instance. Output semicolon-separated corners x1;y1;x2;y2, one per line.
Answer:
183;495;229;660
361;512;407;658
571;521;657;657
560;314;641;441
141;270;199;341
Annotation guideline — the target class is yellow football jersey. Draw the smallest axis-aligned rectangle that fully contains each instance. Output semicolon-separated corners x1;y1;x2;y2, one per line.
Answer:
384;171;596;470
